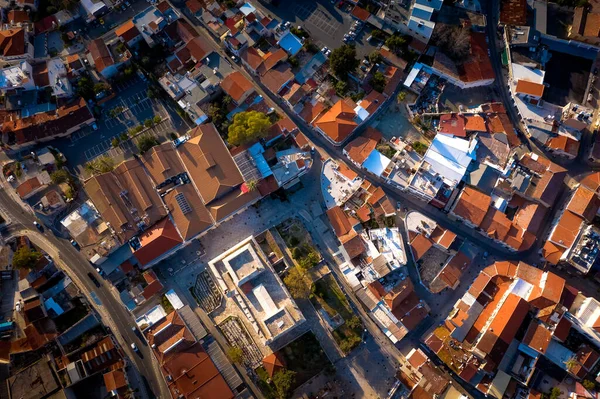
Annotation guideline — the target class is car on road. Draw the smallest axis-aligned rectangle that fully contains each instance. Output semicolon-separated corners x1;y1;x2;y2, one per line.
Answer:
131;343;139;352
92;123;98;130
33;221;43;232
87;272;101;288
70;239;80;249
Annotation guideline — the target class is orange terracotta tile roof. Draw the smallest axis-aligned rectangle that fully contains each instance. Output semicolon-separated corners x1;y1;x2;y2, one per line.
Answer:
351;6;370;21
465;115;487;132
263;352;286;377
549;210;585;249
429;226;457;249
553;317;571;341
439;251;472;288
542;241;565;265
300;101;326;124
358;90;385;114
0;28;25;57
515;80;545;97
103;370;127;392
475;293;529;365
452;187;491;227
88;38;114;72
115;20;140;42
566;185;600;222
410;233;433;261
257;48;288;76
344;127;382;165
16;176;42;198
523;322;552;354
220;71;254;103
480;208;512;241
314;99;358;143
178;124;244;204
547;135;580;157
240;47;263;71
581;172;600;193
326;206;353;237
338;162;358;181
134;218;183;266
439;114;467;137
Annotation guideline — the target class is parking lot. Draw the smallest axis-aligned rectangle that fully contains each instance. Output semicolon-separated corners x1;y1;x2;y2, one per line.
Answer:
83;120;173;162
53;76;175;168
256;0;355;51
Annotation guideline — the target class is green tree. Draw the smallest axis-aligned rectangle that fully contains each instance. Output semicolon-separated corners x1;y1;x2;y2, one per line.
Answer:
76;77;95;100
583;380;596;391
137;136;159;154
227;111;271;146
346;315;362;330
385;35;407;54
412;141;428;155
111;137;120;148
397;91;407;102
246;179;259;192
84;156;115;175
93;83;108;94
272;369;296;399
334;80;348;97
144;119;154;128
329;44;360;80
12;246;42;270
371;29;386;41
283;267;311;299
152;115;162;124
288;56;299;68
50;169;69;184
227;346;244;364
368;51;383;64
370;72;386;92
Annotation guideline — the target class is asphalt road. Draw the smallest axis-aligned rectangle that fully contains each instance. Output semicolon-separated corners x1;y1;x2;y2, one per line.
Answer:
0;189;170;399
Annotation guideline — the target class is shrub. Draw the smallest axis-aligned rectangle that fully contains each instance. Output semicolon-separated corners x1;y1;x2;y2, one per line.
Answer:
288;56;299;68
50;169;70;184
292;247;302;260
289;237;300;247
412;141;428;155
136;136;159;154
153;115;162;124
111;137;120;147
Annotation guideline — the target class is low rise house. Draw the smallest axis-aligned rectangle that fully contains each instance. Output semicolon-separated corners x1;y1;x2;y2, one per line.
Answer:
2;97;95;149
87;38;131;79
0;28;34;61
115;20;142;47
144;310;235;399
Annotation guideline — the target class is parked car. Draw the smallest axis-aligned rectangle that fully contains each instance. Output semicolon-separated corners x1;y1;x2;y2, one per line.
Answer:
87;272;101;288
131;343;139;352
70;239;79;249
33;221;43;232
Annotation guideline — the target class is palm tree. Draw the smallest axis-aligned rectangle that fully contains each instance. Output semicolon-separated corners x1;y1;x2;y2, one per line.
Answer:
246;179;259;192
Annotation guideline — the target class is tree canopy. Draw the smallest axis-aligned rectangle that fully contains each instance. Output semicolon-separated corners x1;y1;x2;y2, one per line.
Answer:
272;369;296;399
329;45;360;80
370;72;386;93
385;35;407;54
283;267;311;299
12;246;42;270
431;24;471;62
227;346;244;364
227;111;271;146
